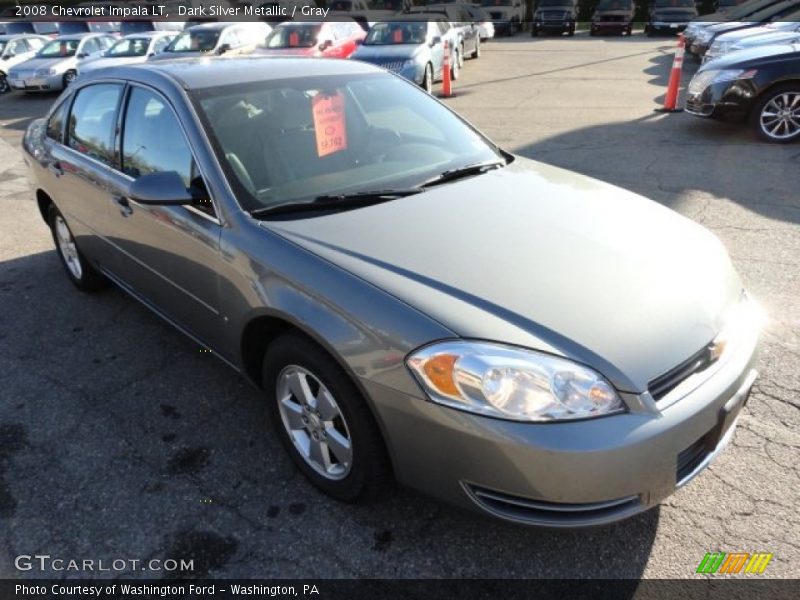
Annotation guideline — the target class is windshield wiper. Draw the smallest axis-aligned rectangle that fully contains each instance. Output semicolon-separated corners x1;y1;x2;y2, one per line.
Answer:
249;188;422;218
419;160;506;188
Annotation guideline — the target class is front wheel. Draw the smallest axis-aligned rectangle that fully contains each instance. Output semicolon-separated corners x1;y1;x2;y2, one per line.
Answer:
0;74;9;94
750;85;800;143
62;70;77;88
451;50;460;81
262;333;390;501
457;43;464;68
48;205;108;292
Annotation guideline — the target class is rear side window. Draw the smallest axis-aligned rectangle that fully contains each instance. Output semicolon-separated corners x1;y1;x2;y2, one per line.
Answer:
46;99;69;143
67;84;122;165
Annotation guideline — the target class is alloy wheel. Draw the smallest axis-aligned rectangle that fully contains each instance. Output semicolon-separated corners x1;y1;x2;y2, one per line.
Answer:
276;365;353;480
759;92;800;141
54;215;83;280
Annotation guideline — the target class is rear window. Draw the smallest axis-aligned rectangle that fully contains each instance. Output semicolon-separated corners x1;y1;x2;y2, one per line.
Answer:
265;25;322;48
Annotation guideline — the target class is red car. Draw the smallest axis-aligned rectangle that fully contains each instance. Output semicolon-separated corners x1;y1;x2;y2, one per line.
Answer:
256;19;366;58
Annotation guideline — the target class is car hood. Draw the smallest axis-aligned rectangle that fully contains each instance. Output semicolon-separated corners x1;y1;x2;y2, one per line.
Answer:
352;44;421;60
701;41;800;68
79;55;147;71
716;23;793;43
264;157;742;393
735;29;800;47
11;56;70;72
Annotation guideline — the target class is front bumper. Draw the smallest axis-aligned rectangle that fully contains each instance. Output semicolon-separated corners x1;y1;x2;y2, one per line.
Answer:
8;73;63;92
364;310;759;527
591;21;632;33
685;78;756;121
650;21;690;33
534;21;575;33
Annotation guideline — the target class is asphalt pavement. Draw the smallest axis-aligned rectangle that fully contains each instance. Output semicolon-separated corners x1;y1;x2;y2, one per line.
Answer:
0;33;798;579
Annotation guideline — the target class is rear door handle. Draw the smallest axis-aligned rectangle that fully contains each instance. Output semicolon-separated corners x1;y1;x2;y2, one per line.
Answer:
48;161;63;177
112;194;133;217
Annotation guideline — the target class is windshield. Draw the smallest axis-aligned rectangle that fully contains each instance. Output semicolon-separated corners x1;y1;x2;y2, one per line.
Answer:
654;0;695;7
107;37;151;57
481;0;512;6
37;39;80;58
365;22;428;44
192;73;503;213
167;30;220;53
265;25;322;48
596;0;632;9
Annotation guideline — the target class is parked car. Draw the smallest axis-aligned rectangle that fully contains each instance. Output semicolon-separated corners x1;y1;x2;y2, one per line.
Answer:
703;13;800;62
644;0;699;36
532;0;580;36
686;42;800;142
0;34;48;93
352;16;461;92
77;32;179;77
480;0;526;36
23;55;761;527
57;21;121;36
8;33;116;92
590;0;636;36
3;21;59;37
465;5;496;40
684;0;786;49
256;20;366;58
119;20;188;36
688;0;800;56
408;5;482;62
149;22;270;60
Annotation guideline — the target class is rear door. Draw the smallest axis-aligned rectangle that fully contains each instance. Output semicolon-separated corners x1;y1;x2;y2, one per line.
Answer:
47;82;124;269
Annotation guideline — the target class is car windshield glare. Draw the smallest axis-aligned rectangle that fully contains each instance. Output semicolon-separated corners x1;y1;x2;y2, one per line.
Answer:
265;25;321;48
168;30;220;53
37;39;80;58
108;38;150;57
192;73;504;214
365;22;427;45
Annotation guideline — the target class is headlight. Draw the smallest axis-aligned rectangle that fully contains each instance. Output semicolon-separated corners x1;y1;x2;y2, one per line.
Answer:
406;341;625;422
696;29;714;44
689;68;756;93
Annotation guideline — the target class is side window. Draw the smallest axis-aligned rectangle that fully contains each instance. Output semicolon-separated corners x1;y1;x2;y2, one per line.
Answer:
221;28;240;48
121;87;214;216
28;37;45;51
81;38;100;55
67;84;122;165
9;39;29;54
99;36;115;50
46;99;69;143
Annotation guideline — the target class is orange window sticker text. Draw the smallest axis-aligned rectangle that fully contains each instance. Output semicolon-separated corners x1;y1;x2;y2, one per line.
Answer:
312;91;348;157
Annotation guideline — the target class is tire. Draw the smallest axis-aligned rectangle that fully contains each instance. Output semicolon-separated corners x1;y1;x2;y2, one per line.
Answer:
457;43;464;68
62;70;77;88
422;62;433;94
0;73;9;94
48;204;108;292
262;333;390;502
568;27;575;37
451;50;460;81
750;84;800;144
472;37;481;59
531;26;539;37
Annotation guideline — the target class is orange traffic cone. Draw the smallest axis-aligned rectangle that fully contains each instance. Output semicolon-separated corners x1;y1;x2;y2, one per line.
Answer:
442;40;452;98
656;34;685;113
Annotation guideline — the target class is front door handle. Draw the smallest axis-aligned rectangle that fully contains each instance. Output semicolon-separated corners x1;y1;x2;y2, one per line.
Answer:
112;194;133;217
48;161;63;177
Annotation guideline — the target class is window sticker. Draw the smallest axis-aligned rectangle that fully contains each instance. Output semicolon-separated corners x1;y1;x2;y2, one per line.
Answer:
312;91;348;157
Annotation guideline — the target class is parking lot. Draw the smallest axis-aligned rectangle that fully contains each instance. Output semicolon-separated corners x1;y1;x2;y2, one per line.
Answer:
0;32;798;579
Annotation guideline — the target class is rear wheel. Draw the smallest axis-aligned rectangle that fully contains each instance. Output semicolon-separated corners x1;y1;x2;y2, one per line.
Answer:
457;43;464;68
750;84;800;143
0;73;9;94
262;333;390;501
48;205;108;292
422;63;433;94
451;50;460;80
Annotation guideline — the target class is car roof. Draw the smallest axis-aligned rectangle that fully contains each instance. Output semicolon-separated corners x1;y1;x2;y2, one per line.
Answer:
86;56;383;89
121;31;175;39
51;32;108;41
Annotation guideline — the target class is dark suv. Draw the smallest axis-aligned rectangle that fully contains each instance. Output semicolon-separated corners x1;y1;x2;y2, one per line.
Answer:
532;0;580;36
645;0;699;36
591;0;636;35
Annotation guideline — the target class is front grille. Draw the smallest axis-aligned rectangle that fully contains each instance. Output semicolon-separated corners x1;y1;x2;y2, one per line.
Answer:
677;435;710;483
373;59;407;73
463;483;642;526
648;344;715;401
658;12;694;22
598;15;624;22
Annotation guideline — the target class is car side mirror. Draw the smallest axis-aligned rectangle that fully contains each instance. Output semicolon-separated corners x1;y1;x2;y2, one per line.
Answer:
319;39;333;50
217;43;232;55
129;171;197;206
1;54;11;60
431;35;442;46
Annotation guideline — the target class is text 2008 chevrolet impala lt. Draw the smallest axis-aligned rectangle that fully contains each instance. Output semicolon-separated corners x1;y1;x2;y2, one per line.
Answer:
22;57;761;527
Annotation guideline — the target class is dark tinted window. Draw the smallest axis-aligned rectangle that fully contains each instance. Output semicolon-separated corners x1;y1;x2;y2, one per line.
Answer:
46;99;69;143
67;84;122;165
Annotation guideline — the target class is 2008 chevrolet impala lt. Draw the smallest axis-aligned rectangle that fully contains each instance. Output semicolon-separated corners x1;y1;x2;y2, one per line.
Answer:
22;57;761;527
